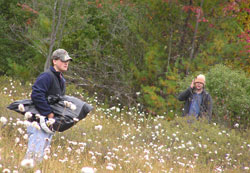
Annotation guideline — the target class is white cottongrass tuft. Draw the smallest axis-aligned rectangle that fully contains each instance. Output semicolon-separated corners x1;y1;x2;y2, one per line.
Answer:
73;118;79;122
24;112;32;119
106;165;114;171
64;101;71;108
44;155;49;160
23;134;28;140
17;128;24;135
18;104;25;112
21;159;34;168
23;120;31;127
70;103;77;110
234;123;239;128
31;122;40;130
17;120;24;125
64;101;77;110
2;168;11;173
94;125;103;131
107;163;116;169
81;167;96;173
244;167;249;170
0;116;7;124
35;114;41;119
44;147;51;155
15;137;20;144
116;107;120;112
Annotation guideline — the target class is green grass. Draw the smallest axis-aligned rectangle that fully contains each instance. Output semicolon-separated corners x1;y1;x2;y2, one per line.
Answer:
0;77;249;173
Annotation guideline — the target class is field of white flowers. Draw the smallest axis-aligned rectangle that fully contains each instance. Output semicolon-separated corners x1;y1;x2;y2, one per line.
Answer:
0;77;249;173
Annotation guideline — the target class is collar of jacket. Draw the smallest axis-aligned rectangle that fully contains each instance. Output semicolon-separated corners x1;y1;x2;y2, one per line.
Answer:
192;88;207;94
49;66;63;78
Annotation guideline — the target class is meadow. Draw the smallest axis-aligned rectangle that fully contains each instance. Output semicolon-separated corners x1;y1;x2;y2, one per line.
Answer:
0;77;249;173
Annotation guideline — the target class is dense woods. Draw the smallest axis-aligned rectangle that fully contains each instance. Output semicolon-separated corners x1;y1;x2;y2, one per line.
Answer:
0;0;249;126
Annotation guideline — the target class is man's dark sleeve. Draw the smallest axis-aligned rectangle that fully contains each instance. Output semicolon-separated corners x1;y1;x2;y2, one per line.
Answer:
177;87;192;101
31;72;52;116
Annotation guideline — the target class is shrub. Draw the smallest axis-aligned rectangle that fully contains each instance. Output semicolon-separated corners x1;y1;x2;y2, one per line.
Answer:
206;64;250;128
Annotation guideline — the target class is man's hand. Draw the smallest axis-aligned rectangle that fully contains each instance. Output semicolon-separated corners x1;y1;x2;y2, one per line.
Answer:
47;113;54;119
190;79;195;89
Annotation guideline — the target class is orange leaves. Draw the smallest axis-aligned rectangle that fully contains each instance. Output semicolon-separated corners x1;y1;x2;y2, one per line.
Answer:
17;3;38;15
26;18;32;25
17;3;38;26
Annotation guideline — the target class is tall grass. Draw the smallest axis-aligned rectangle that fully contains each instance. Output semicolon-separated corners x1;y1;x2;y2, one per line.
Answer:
0;77;249;173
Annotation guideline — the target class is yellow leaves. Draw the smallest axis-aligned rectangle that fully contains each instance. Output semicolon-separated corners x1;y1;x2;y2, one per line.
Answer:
151;95;158;101
159;79;168;87
166;87;175;95
166;75;177;81
38;14;51;32
213;38;225;53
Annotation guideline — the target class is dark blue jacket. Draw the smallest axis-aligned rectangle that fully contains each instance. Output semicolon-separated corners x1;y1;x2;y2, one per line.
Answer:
178;87;213;121
31;66;66;116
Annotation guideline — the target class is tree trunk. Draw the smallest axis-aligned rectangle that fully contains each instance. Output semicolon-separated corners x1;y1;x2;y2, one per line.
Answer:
44;0;70;71
178;0;193;55
186;0;204;75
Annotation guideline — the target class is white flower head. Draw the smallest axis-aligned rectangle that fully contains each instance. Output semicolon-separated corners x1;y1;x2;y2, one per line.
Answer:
21;159;34;169
23;134;28;140
31;121;40;130
44;147;51;155
70;104;77;111
0;116;7;124
17;120;24;125
24;112;32;119
2;169;11;173
23;120;31;127
116;108;120;112
15;137;20;144
106;165;114;171
73;118;79;122
34;170;42;173
35;114;41;119
64;101;71;108
44;155;49;160
81;167;96;173
94;125;102;131
234;123;239;128
18;104;25;112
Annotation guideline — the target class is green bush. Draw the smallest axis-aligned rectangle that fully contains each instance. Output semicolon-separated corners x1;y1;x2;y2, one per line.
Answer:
206;64;250;128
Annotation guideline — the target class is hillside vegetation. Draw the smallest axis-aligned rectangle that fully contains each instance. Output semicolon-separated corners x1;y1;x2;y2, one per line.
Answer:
1;0;250;117
1;0;250;172
0;77;249;172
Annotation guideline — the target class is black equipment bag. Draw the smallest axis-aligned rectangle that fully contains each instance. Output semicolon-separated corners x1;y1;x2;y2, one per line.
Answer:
7;95;93;132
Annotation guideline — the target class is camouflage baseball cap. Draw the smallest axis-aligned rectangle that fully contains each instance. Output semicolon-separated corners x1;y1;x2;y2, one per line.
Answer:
52;49;72;62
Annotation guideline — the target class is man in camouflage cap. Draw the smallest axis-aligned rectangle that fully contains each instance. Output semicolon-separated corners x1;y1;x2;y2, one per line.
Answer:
24;48;72;163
